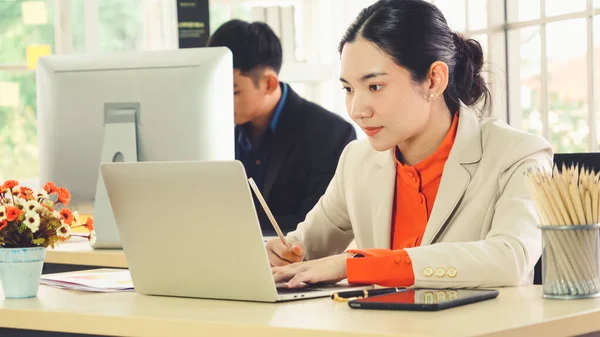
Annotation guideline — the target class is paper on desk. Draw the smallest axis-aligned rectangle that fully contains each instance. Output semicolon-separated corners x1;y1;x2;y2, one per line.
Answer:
40;269;134;292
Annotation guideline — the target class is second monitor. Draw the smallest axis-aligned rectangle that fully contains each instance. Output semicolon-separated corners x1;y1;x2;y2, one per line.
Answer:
37;47;234;248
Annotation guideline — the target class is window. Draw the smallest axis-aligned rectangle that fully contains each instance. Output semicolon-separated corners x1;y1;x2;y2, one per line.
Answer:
507;0;599;152
0;0;176;184
0;0;55;183
3;0;599;186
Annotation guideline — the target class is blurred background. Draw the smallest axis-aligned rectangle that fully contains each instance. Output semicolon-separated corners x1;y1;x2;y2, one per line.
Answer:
0;0;598;184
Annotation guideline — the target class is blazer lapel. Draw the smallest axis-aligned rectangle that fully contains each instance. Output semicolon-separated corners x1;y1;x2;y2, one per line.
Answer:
261;85;302;200
371;150;396;248
421;106;483;244
421;157;470;244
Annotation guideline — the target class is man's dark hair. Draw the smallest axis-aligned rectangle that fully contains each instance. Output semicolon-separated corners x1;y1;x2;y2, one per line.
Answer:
207;19;283;86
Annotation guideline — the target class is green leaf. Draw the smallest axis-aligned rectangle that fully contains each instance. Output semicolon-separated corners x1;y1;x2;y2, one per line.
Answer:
32;238;45;245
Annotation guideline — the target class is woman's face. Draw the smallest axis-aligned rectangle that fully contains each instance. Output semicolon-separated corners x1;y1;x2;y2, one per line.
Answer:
340;38;433;152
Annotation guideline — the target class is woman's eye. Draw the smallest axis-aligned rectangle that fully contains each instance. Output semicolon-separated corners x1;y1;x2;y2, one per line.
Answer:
369;84;383;92
342;87;353;94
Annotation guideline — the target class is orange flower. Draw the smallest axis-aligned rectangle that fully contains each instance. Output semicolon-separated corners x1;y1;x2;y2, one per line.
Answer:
43;182;58;194
57;187;71;206
6;206;23;222
0;220;7;231
3;180;18;190
19;186;33;198
0;186;6;194
60;208;74;226
84;217;94;231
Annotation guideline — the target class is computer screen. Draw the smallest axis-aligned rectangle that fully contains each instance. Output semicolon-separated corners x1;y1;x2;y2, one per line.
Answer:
36;47;234;247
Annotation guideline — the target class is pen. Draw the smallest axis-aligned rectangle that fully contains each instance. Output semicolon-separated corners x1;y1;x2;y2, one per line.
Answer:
331;287;406;302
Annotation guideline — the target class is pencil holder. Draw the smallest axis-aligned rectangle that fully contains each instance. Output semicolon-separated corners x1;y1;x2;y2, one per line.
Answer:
540;224;600;299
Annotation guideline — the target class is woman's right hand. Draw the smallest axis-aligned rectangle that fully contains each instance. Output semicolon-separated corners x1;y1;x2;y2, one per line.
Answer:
266;238;305;266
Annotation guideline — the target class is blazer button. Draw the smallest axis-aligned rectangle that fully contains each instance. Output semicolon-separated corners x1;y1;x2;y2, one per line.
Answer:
447;268;458;278
394;256;403;264
434;267;445;277
423;267;434;277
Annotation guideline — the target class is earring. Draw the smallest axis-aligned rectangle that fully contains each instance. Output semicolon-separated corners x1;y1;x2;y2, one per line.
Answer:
429;93;435;99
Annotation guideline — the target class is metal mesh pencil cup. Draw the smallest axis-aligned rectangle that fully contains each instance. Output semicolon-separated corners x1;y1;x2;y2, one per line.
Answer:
539;224;600;299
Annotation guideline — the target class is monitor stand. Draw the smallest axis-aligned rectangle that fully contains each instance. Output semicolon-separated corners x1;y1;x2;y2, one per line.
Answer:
91;102;139;249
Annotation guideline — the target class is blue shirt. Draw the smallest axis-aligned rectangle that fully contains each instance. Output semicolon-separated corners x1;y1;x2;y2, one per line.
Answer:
235;83;289;189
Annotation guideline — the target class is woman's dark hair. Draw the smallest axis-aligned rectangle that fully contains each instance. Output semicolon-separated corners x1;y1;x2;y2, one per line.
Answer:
339;0;490;116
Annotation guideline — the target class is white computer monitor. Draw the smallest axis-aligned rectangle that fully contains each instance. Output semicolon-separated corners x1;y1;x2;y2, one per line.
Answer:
36;47;234;248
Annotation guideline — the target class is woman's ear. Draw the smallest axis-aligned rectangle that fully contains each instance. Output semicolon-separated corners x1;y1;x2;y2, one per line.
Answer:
426;61;449;101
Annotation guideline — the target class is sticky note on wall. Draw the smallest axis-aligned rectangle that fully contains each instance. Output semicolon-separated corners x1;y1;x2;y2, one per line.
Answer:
22;1;48;25
26;44;51;70
0;82;20;107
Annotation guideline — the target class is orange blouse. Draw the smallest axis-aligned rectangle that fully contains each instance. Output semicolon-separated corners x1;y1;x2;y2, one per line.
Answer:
346;113;460;286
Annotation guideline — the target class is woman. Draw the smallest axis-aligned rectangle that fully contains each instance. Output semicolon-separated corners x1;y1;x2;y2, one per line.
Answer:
267;0;552;289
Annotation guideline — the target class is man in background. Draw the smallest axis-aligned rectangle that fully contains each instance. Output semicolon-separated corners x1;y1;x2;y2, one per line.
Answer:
207;19;356;234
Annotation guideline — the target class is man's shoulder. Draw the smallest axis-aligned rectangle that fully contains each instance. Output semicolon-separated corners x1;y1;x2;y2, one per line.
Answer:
294;97;352;128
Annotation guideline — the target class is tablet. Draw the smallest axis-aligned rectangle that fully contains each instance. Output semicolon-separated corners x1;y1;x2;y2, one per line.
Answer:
348;288;499;311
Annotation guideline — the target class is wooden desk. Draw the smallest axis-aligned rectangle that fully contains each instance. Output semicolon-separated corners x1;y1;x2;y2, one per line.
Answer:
44;240;127;274
43;236;280;272
0;284;599;337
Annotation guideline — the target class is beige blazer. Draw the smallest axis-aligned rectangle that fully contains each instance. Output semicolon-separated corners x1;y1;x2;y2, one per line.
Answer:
287;105;553;288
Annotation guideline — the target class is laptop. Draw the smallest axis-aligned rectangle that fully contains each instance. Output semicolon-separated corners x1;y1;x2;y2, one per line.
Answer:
100;160;372;302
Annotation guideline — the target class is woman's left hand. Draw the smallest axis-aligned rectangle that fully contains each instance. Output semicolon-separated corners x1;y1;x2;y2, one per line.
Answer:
272;253;353;288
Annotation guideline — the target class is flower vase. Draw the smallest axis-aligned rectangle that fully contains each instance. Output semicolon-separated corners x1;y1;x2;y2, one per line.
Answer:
0;247;46;298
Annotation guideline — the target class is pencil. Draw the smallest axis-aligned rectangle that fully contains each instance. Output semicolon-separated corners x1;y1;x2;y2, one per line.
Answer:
527;164;600;296
247;178;292;249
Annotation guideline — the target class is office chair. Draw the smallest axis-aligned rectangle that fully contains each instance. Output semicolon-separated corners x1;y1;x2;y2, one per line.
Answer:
533;152;600;285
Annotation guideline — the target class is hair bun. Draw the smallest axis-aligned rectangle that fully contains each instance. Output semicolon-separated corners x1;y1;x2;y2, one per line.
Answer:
451;33;488;108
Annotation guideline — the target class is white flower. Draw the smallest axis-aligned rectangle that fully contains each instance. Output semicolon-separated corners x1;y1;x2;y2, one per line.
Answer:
24;200;40;212
3;191;13;204
24;211;40;233
88;230;97;246
56;223;71;238
11;185;20;194
14;197;26;207
52;210;61;219
71;211;80;227
0;206;6;221
35;190;48;200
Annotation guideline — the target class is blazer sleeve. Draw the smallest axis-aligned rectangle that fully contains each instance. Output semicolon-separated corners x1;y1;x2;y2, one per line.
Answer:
404;139;552;288
343;137;552;288
286;138;357;260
